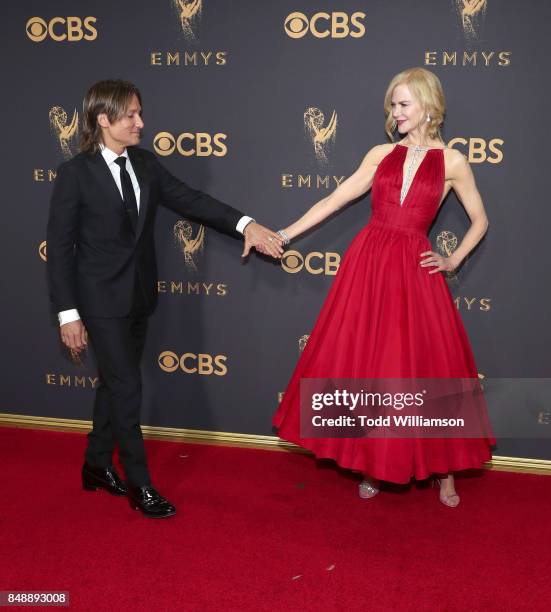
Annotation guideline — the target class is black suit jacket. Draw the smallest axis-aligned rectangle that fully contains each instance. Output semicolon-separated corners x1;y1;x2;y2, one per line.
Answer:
46;146;244;317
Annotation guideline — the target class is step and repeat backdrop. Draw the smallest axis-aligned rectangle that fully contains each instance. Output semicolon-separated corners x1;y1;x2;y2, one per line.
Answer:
1;1;550;459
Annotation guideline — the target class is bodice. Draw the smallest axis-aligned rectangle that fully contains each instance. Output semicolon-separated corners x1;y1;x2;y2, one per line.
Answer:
370;144;445;235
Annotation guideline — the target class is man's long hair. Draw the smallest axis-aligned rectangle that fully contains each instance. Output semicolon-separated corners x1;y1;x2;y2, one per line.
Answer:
80;79;142;154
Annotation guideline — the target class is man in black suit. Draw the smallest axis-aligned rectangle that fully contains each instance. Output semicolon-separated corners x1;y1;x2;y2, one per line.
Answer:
47;79;283;518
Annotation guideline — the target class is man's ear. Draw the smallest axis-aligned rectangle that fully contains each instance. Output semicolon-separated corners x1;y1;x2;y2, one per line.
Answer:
97;113;110;128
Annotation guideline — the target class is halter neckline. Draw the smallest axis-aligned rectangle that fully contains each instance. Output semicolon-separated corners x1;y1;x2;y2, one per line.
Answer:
396;143;446;152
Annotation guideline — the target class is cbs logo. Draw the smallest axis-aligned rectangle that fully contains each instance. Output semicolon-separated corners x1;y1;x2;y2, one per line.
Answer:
39;240;47;262
284;11;366;39
153;132;228;157
281;250;340;275
158;351;228;376
448;138;504;164
26;16;98;42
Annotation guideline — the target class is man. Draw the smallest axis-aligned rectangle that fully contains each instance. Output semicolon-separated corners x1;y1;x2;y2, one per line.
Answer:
46;79;283;518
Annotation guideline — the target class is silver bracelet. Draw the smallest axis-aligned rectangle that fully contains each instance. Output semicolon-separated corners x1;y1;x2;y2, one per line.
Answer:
276;229;290;246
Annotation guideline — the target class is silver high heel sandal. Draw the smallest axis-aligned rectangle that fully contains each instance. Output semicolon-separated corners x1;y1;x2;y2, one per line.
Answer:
359;480;380;499
432;477;460;508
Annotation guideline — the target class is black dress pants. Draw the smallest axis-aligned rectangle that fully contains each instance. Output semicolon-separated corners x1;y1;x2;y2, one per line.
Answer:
82;276;152;487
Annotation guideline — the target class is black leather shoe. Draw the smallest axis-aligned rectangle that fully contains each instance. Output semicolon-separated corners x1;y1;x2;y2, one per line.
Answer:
82;462;127;496
127;485;176;518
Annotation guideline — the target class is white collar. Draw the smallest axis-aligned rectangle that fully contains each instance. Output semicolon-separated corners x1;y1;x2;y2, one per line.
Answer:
99;143;128;165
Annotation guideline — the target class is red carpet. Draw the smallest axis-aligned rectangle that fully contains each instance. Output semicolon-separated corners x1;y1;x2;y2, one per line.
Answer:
1;427;550;611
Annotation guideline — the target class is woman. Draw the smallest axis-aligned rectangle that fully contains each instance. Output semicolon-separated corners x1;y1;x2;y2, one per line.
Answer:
273;67;494;507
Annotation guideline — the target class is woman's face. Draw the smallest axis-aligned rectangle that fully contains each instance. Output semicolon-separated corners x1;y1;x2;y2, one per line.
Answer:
390;83;425;136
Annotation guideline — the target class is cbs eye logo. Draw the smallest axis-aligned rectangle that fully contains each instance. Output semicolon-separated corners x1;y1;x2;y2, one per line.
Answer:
158;351;228;376
153;132;228;157
26;16;98;42
39;241;47;262
281;250;341;275
284;11;366;39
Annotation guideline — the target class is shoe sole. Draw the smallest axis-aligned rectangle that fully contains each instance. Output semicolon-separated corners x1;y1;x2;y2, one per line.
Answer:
82;481;127;496
129;504;177;518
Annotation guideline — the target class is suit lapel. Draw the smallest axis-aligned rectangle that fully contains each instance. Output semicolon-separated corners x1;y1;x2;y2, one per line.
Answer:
128;147;152;240
85;151;126;213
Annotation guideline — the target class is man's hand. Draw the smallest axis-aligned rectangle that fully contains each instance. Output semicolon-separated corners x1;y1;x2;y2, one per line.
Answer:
60;320;88;352
241;222;284;259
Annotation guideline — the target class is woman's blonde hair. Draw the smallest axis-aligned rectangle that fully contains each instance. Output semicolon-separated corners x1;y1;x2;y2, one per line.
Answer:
383;67;445;142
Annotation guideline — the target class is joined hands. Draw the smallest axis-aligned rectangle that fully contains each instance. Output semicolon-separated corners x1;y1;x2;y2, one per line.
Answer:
242;222;284;259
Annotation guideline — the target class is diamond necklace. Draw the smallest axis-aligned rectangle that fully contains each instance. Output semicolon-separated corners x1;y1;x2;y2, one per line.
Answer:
400;144;428;206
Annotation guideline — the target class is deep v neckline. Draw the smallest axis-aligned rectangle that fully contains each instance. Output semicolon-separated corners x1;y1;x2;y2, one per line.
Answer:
396;144;433;207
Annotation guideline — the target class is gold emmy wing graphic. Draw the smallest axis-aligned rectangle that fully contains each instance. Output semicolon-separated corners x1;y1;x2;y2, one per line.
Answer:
436;230;460;282
455;0;487;41
173;0;202;40
174;219;205;271
49;106;78;159
298;335;310;353
69;348;87;366
38;240;47;262
304;107;337;163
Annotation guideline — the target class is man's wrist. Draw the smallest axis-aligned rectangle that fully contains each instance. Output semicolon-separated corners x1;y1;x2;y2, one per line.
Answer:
58;309;81;326
236;216;255;235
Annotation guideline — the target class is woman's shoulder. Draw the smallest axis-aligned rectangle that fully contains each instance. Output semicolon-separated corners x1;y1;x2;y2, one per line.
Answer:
441;147;472;182
443;146;468;168
362;143;396;164
371;142;396;155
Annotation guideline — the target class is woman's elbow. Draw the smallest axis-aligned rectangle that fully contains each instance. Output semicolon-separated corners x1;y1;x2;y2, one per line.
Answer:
481;216;489;234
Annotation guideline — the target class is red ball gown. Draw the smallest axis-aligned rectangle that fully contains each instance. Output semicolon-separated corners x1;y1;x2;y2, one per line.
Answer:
273;144;494;484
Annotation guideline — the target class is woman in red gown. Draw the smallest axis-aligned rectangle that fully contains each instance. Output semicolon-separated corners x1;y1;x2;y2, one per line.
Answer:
273;67;494;507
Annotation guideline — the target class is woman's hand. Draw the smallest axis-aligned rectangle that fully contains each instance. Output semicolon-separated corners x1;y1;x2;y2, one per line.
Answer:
419;251;458;274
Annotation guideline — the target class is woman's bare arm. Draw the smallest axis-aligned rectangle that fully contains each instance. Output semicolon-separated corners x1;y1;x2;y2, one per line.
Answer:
282;144;393;240
446;149;489;268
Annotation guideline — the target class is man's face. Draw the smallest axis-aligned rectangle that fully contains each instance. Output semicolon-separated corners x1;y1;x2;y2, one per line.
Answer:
99;94;144;151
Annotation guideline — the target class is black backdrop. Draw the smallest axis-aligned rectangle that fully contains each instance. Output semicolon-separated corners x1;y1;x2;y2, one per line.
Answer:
1;0;550;460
